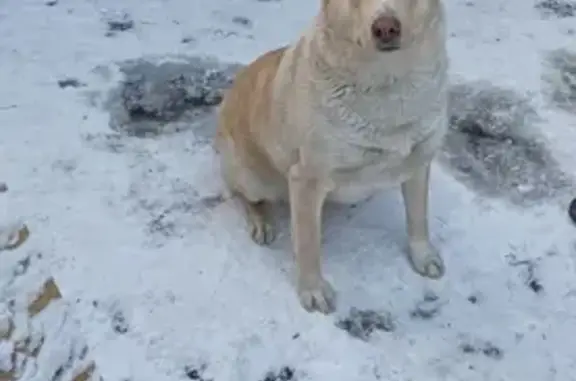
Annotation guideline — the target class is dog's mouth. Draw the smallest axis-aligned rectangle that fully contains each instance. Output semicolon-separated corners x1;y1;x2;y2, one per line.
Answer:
375;42;401;52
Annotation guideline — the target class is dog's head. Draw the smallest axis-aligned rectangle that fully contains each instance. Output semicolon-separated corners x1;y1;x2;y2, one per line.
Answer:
321;0;443;53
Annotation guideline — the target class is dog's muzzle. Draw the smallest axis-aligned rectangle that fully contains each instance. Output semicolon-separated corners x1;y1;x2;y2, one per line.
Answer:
371;14;402;52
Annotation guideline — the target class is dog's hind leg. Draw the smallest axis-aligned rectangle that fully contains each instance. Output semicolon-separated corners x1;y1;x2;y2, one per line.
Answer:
232;192;276;246
217;134;279;246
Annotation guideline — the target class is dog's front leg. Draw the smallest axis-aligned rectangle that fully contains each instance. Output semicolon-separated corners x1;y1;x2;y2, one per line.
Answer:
401;163;445;279
288;164;336;314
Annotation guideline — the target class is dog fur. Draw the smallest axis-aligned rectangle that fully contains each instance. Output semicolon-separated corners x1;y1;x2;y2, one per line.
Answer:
215;0;449;314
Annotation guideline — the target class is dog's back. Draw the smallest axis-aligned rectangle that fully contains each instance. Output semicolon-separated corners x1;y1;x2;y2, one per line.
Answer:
216;46;286;151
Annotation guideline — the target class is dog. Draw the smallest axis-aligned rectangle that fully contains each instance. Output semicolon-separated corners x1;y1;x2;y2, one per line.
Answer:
215;0;449;314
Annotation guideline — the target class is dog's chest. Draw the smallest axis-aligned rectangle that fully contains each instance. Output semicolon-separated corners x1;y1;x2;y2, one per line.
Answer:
311;71;447;182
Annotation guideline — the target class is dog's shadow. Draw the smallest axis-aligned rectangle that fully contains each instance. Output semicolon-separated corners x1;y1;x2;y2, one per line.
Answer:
252;191;411;304
264;190;406;254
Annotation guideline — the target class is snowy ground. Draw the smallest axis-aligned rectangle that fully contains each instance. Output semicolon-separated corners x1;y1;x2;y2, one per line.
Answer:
1;0;576;380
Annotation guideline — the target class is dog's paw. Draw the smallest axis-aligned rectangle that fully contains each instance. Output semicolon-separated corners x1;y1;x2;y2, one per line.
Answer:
249;219;276;246
297;276;337;314
407;241;445;279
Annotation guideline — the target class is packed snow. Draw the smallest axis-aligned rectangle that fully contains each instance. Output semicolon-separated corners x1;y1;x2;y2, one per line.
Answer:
1;0;575;380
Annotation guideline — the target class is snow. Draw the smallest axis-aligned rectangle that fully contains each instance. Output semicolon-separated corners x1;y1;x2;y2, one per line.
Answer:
0;229;98;380
0;0;575;380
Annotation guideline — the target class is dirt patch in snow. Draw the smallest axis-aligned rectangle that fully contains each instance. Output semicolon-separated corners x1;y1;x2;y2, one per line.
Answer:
105;56;242;140
335;308;395;341
542;49;576;113
535;0;576;18
441;81;571;205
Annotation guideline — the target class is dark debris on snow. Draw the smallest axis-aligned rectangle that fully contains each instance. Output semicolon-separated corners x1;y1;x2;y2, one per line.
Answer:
460;341;504;360
506;254;545;294
336;308;395;341
232;16;252;27
58;78;86;89
262;366;295;381
184;364;212;381
105;12;135;35
535;0;576;18
111;310;129;334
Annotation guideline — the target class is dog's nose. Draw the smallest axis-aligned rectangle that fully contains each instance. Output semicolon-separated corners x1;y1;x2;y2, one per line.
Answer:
371;15;401;44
